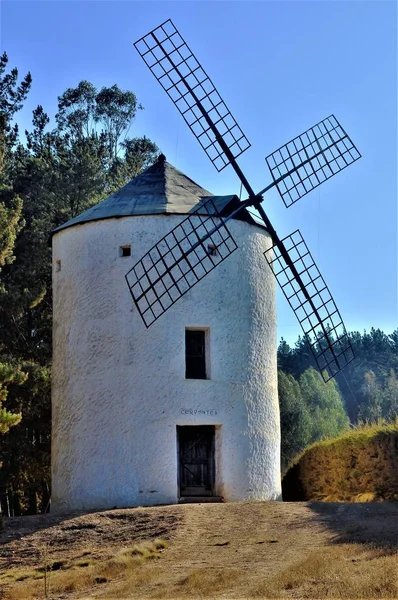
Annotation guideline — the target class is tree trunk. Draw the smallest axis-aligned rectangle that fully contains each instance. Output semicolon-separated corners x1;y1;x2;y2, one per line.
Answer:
27;490;37;515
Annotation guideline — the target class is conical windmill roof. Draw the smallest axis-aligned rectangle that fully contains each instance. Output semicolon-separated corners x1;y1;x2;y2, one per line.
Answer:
52;154;262;235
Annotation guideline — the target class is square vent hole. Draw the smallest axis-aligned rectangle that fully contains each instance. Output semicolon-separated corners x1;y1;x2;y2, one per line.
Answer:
119;245;131;257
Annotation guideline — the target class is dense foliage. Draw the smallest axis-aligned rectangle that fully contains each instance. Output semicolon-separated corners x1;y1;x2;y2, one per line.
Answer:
278;367;349;472
0;53;396;513
0;52;31;438
278;329;398;469
0;54;158;515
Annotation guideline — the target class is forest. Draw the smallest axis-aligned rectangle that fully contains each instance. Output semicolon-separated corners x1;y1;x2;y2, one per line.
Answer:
0;53;397;515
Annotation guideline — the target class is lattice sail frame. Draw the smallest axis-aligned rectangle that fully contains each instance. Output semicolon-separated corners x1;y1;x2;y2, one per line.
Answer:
131;20;360;379
134;19;251;172
264;230;354;381
265;115;361;207
125;199;238;327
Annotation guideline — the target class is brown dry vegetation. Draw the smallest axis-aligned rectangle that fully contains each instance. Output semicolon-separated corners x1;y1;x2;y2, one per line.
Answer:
0;501;397;599
283;422;398;502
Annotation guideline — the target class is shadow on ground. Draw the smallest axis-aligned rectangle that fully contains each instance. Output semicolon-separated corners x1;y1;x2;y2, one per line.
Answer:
307;501;398;551
0;508;181;569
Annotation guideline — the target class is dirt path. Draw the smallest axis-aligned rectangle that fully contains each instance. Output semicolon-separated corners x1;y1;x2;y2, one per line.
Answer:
1;501;397;599
125;501;398;597
161;502;331;572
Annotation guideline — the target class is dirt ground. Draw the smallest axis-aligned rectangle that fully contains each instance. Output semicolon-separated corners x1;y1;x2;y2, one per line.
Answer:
1;501;397;599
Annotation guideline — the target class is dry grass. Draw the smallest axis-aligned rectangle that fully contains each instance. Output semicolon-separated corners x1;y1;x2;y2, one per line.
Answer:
84;544;398;599
250;544;398;599
290;419;398;467
1;538;167;600
173;567;243;597
283;420;398;502
1;502;397;599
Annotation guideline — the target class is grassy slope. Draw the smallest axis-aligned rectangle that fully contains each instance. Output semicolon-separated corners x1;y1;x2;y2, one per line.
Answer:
283;421;398;501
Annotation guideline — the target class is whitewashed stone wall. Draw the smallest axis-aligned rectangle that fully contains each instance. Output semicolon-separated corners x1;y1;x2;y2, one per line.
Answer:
51;215;281;512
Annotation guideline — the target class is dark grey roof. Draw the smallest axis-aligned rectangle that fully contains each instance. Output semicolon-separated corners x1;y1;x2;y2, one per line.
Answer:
52;154;265;235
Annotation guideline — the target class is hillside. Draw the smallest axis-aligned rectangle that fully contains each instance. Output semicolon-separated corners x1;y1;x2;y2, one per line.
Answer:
283;422;398;502
1;501;397;599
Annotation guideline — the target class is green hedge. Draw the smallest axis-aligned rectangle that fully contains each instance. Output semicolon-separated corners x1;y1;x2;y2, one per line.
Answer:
282;421;398;502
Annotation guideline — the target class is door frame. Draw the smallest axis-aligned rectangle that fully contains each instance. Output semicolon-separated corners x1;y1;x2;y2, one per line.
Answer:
176;425;216;498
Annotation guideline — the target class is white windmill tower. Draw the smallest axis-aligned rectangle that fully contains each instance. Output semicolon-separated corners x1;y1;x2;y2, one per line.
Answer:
51;20;360;513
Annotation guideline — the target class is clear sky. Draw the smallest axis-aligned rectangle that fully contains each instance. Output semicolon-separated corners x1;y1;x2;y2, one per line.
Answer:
1;0;397;344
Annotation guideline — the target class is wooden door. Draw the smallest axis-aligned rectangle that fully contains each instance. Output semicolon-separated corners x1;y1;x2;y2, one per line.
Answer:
178;426;215;497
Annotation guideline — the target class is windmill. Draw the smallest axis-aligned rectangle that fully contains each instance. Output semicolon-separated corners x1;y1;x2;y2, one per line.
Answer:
126;19;361;382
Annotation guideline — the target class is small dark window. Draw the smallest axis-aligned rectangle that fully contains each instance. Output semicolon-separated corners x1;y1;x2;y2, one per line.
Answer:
119;245;131;257
185;330;207;379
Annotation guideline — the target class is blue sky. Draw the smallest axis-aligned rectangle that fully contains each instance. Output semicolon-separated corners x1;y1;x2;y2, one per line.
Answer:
2;0;397;344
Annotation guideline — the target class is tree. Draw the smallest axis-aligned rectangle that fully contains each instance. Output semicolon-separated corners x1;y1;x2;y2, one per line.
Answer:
123;136;159;178
299;367;349;442
0;52;28;272
356;367;398;424
389;330;398;354
382;369;398;421
0;195;23;272
0;51;31;170
278;329;398;425
278;370;312;471
0;74;158;513
0;362;50;515
357;370;383;423
0;52;31;436
0;80;159;363
95;84;142;160
54;81;157;194
277;338;292;372
0;363;26;433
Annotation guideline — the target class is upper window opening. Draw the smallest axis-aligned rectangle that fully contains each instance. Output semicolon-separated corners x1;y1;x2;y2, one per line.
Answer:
119;245;131;257
55;259;61;272
185;329;207;380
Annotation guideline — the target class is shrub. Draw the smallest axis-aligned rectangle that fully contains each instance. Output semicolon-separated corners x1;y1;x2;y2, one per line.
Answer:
282;420;398;501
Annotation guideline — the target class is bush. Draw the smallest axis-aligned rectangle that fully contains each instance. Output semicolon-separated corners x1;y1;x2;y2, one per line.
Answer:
282;421;398;501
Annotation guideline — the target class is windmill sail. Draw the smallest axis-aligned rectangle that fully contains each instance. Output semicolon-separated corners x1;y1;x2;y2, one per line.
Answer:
125;198;238;327
134;20;251;174
132;20;361;380
264;229;354;380
265;115;361;207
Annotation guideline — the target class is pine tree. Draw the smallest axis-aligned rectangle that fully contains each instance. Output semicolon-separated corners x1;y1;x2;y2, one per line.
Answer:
0;52;31;436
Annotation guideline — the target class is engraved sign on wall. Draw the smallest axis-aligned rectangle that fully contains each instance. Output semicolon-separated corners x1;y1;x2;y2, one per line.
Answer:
180;408;218;416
